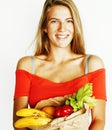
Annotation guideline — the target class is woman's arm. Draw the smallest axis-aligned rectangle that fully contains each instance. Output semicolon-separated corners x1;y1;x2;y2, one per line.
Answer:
89;99;106;130
13;96;29;130
88;55;106;130
13;56;32;130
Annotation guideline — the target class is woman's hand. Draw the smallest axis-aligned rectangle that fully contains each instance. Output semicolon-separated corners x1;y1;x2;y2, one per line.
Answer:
89;99;106;130
13;96;29;130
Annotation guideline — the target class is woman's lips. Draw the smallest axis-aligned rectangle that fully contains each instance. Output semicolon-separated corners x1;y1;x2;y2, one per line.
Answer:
56;34;69;39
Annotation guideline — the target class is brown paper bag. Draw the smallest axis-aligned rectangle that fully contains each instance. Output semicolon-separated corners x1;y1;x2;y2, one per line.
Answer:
35;95;71;110
28;97;89;130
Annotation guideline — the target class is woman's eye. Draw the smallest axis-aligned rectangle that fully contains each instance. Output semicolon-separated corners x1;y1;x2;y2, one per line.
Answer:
67;19;73;23
52;21;56;23
51;20;57;23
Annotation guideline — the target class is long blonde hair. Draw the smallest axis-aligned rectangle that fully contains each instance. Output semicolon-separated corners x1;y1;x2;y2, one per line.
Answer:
34;0;86;56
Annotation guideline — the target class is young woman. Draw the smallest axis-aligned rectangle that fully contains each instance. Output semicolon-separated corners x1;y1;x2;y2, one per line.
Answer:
13;0;106;130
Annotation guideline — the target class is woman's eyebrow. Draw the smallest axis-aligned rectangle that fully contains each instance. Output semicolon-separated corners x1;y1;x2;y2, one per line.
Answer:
48;17;73;21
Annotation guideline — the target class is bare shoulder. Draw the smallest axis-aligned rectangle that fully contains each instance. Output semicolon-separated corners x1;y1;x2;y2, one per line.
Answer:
16;56;33;72
16;55;47;72
88;54;105;72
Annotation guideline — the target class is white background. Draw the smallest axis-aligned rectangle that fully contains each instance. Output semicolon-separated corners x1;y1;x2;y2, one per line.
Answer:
0;0;112;129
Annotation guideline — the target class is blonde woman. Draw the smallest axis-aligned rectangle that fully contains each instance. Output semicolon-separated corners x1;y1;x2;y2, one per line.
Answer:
13;0;106;130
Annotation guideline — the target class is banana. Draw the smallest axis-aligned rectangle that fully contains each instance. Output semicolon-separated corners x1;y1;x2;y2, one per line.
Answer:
14;116;52;128
16;108;51;118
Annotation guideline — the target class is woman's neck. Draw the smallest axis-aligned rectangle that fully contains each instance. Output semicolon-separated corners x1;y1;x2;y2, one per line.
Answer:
46;47;77;64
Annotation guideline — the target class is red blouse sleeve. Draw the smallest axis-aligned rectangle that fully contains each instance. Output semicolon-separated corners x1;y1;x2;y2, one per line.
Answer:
88;69;107;100
14;70;32;99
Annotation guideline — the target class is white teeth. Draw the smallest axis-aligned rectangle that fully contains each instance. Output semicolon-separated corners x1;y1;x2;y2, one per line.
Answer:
58;36;66;38
56;35;68;39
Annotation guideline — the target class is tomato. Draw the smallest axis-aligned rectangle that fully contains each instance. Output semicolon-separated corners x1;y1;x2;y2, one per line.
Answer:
53;105;73;118
61;105;73;117
53;106;62;118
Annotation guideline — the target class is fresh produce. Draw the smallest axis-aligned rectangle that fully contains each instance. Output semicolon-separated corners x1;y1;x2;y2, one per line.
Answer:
54;83;96;118
54;105;73;118
60;105;73;117
53;106;62;118
14;108;52;128
14;83;96;128
14;116;52;128
65;83;96;112
16;108;51;118
41;106;56;116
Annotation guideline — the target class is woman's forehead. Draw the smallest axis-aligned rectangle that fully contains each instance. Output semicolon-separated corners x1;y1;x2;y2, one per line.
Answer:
47;5;72;19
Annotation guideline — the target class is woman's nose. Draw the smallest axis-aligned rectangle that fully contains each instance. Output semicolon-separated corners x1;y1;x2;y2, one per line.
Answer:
58;22;66;32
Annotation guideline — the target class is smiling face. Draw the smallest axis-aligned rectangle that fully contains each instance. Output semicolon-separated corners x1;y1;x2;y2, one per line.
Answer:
44;5;74;48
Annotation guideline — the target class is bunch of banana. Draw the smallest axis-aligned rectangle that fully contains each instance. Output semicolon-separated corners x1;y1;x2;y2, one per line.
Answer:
16;108;52;118
14;108;52;128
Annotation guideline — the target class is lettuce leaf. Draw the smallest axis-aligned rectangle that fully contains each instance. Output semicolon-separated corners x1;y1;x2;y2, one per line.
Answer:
65;83;96;112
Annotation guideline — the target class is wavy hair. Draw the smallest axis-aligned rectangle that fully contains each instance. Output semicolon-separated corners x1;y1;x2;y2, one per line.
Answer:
34;0;86;55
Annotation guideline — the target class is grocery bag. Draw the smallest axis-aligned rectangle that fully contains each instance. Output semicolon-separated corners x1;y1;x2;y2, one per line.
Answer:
29;96;89;130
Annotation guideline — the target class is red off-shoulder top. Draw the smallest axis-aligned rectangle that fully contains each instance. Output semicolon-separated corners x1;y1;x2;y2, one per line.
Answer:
14;68;106;108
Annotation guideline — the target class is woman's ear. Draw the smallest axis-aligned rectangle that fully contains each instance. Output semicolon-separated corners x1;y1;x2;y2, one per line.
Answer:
44;28;47;33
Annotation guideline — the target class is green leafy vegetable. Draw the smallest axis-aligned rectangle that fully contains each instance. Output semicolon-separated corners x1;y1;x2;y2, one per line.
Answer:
65;83;96;112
